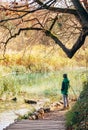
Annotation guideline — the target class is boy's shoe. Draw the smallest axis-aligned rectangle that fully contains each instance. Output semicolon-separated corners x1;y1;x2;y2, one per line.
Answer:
66;105;70;110
64;106;67;109
60;106;67;110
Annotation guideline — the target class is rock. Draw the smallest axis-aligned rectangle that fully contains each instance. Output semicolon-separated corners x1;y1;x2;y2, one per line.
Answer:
50;102;63;111
24;99;37;104
44;108;50;113
59;100;63;104
29;108;45;120
12;97;17;102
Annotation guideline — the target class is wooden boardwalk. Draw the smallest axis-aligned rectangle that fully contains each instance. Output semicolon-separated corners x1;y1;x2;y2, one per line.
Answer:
4;110;66;130
4;120;65;130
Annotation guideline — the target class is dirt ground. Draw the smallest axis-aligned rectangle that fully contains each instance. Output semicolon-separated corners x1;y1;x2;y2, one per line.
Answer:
44;108;67;121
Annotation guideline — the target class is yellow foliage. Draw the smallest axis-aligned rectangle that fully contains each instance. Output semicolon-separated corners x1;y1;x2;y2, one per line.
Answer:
0;44;88;71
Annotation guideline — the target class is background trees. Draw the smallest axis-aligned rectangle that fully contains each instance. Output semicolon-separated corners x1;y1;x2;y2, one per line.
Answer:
0;0;88;58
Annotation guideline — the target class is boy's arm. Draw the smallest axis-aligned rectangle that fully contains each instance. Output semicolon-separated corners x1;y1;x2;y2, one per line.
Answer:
61;81;65;91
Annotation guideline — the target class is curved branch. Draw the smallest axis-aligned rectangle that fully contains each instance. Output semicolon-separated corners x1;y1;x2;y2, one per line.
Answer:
48;7;78;16
2;24;88;59
36;0;79;17
44;29;88;58
4;27;44;46
2;26;43;57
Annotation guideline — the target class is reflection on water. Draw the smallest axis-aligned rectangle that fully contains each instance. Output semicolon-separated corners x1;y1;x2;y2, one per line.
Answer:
0;109;30;130
0;100;33;130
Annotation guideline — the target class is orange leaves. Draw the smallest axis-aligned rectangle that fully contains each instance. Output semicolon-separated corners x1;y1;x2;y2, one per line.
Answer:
5;11;11;16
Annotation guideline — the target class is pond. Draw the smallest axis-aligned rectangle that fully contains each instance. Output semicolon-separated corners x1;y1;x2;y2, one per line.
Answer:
0;98;50;130
0;109;30;130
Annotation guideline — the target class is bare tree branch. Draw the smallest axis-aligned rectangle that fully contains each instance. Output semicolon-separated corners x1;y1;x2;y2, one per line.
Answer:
0;0;88;58
72;0;88;27
49;15;58;31
44;29;88;58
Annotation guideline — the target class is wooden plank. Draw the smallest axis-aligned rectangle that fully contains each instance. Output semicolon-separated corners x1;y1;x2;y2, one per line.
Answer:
5;127;65;130
6;128;65;130
17;119;65;123
12;120;65;124
4;120;65;130
4;119;65;130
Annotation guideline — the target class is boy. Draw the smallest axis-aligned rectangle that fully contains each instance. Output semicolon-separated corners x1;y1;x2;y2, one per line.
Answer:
61;74;70;109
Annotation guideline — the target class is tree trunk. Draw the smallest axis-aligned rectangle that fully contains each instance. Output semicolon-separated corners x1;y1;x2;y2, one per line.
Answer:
72;0;88;27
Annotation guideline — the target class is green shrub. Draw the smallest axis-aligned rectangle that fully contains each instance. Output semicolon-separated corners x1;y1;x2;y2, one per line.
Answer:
66;81;88;130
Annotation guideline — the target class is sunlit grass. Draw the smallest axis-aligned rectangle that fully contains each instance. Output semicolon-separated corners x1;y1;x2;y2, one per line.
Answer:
0;65;87;113
0;66;87;98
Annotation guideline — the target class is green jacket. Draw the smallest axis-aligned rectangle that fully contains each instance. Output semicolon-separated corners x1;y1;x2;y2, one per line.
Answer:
61;78;70;95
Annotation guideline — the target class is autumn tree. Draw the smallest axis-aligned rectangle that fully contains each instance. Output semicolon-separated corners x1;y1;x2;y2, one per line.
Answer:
0;0;88;58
